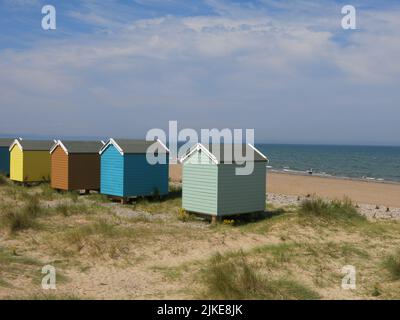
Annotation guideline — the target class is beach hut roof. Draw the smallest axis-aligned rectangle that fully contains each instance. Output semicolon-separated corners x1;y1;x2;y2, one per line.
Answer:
0;138;16;148
180;143;268;164
9;139;56;152
99;139;169;155
50;140;105;155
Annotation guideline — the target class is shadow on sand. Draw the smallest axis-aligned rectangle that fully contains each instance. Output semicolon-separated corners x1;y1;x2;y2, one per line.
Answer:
220;208;287;226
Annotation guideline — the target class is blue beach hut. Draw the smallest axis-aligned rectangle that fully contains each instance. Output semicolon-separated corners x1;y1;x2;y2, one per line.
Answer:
0;138;16;176
99;139;169;201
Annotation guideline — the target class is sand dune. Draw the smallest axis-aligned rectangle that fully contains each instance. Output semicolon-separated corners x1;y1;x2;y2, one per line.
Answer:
170;164;400;208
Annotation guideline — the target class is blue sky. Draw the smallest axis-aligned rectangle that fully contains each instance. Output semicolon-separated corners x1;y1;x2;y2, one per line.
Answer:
0;0;399;145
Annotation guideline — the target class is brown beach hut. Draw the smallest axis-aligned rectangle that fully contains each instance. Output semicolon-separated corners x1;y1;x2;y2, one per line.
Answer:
50;140;104;191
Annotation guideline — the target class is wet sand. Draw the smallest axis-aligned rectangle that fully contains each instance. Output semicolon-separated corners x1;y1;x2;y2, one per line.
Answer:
169;164;400;208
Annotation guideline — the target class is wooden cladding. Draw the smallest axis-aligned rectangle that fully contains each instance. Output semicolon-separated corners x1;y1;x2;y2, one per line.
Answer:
51;146;100;191
51;146;69;189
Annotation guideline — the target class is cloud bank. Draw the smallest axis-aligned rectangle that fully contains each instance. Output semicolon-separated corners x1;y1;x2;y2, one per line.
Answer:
0;0;399;145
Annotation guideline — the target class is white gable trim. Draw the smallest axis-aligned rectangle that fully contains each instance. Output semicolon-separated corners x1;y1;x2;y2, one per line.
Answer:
49;141;59;154
156;139;170;153
50;140;69;155
179;143;219;164
99;138;124;156
248;144;269;162
9;139;23;152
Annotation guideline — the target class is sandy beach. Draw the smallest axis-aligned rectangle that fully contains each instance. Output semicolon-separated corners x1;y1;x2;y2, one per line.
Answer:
170;164;400;208
1;166;400;299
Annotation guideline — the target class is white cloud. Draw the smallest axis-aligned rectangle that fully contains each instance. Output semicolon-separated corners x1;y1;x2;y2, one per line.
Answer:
0;1;399;143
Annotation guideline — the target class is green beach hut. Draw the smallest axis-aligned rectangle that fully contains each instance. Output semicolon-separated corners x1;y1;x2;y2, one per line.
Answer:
180;143;268;219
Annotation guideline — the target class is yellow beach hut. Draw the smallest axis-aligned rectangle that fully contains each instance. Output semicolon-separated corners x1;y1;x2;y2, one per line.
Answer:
9;139;55;183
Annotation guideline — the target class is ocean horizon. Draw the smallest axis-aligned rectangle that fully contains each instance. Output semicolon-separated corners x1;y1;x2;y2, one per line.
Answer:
1;135;399;183
256;144;400;183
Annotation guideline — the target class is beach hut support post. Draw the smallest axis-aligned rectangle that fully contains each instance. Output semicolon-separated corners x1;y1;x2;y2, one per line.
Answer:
211;216;220;224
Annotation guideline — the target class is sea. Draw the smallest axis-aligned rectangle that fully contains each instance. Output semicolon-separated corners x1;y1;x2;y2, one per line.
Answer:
255;144;400;183
3;134;399;183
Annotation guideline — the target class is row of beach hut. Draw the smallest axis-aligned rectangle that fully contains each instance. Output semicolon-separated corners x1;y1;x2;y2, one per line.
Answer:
0;138;268;217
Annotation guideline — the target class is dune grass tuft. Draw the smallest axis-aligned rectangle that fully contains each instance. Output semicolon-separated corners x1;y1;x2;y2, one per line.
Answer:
24;196;42;217
53;202;99;217
0;246;42;267
132;197;181;215
39;183;58;200
3;183;30;200
1;196;44;233
0;246;43;283
58;219;133;258
66;191;79;202
201;251;319;300
2;209;37;232
383;250;400;280
86;192;109;203
63;220;116;245
299;197;364;223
